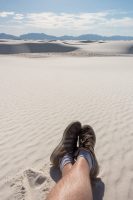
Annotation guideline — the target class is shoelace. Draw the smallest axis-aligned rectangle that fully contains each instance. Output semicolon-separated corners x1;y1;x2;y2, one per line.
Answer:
81;133;95;151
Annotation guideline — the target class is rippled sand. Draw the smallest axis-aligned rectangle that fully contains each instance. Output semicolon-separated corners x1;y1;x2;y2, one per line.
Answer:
0;55;133;200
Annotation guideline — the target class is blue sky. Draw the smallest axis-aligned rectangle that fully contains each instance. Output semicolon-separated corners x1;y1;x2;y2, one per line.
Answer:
0;0;133;36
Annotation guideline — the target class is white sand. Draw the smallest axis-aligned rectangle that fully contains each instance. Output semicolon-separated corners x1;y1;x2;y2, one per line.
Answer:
0;40;133;55
66;40;133;54
0;41;133;200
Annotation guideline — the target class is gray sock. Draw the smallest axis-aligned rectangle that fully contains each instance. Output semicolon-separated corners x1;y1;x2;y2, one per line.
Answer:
59;153;73;171
78;149;93;169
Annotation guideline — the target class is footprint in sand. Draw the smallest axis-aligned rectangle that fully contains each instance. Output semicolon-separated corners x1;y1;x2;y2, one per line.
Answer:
25;169;47;188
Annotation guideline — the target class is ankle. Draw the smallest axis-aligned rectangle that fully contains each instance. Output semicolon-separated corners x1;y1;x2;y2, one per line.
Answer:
59;153;73;172
77;149;93;170
62;163;73;176
76;157;91;173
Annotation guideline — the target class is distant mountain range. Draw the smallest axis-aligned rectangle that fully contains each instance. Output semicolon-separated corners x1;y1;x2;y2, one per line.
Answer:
0;33;133;41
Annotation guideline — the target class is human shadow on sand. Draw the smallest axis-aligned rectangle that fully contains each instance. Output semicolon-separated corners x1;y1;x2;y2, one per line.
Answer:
50;166;105;200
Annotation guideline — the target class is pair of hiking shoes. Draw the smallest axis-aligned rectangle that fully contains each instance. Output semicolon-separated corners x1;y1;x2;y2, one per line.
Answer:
50;121;99;179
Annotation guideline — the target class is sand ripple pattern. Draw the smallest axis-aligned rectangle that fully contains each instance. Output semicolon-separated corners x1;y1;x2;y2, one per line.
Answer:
0;56;133;200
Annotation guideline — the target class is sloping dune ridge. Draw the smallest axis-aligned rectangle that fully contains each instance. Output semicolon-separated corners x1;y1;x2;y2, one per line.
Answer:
0;42;78;54
0;41;133;200
0;40;133;55
65;40;133;55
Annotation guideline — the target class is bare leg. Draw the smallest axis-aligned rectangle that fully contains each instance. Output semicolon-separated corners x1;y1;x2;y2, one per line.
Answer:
62;163;73;177
46;157;93;200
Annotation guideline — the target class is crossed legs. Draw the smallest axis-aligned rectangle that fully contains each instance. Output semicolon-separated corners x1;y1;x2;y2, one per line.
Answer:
46;157;93;200
47;122;99;200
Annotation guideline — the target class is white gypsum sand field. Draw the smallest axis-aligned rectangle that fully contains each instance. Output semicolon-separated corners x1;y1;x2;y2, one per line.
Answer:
0;40;133;200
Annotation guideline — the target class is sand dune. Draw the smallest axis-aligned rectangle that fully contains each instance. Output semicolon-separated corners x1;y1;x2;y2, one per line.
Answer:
0;53;133;200
67;40;133;55
0;40;133;55
80;40;133;54
0;42;78;54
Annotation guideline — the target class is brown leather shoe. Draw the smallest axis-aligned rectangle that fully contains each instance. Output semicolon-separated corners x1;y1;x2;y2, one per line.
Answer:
50;121;81;167
79;125;99;179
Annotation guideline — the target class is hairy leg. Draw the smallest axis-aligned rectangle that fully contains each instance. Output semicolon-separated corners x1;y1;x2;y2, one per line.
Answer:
46;157;93;200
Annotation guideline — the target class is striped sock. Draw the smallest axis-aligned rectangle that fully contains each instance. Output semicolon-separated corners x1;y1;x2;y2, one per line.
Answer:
78;149;93;169
59;153;73;171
